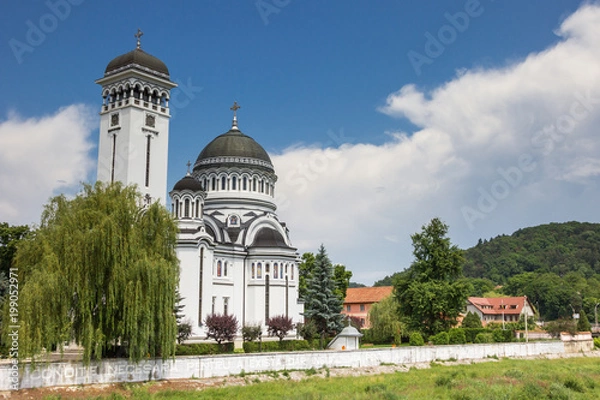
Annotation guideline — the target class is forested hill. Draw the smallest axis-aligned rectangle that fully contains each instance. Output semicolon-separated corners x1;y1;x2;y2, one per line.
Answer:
463;221;600;284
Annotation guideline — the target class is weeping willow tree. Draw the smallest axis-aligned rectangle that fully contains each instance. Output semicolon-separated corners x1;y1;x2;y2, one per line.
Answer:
6;182;179;363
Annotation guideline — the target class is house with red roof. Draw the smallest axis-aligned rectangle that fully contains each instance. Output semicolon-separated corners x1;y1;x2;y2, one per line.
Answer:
342;286;393;328
466;296;535;326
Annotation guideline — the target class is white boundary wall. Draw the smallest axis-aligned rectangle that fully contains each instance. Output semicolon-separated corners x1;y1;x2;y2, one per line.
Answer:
1;341;565;390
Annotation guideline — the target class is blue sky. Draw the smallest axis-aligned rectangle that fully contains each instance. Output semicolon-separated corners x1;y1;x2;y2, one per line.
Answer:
1;0;598;284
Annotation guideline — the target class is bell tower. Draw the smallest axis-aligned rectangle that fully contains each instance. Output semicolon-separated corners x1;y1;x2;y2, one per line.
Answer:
95;30;177;205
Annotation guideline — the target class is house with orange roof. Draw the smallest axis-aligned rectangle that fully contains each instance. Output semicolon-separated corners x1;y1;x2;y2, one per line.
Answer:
466;296;535;326
342;286;393;328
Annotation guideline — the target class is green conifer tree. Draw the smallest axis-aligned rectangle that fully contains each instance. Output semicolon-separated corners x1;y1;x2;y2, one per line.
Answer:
302;245;343;346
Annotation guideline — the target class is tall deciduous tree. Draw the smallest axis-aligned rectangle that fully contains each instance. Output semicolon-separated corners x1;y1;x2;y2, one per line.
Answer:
333;264;352;302
302;245;343;344
395;218;469;337
4;182;179;363
368;295;404;344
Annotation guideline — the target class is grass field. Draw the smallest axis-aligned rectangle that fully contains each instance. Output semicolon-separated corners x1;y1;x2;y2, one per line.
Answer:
31;356;600;399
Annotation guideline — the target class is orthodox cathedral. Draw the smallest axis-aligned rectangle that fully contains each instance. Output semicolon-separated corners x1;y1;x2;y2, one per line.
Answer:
95;32;303;340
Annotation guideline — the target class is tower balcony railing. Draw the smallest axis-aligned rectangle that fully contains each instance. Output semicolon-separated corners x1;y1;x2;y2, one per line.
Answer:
102;98;169;114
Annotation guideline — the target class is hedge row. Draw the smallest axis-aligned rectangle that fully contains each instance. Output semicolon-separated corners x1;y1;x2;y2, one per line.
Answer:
428;328;513;345
175;343;234;356
243;339;321;353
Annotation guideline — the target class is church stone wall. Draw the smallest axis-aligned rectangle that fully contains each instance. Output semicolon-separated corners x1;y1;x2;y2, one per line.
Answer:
1;341;566;390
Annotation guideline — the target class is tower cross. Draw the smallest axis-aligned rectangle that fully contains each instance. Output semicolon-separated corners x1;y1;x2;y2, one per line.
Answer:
186;160;191;174
135;28;144;49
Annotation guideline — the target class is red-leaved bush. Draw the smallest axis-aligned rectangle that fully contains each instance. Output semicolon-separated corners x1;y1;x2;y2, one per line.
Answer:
266;315;294;341
205;313;238;344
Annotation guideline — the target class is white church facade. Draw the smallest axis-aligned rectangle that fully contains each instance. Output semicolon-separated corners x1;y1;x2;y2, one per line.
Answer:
96;33;303;340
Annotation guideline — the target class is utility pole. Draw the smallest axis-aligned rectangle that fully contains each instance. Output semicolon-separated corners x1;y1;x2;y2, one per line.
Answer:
595;302;600;330
524;296;528;343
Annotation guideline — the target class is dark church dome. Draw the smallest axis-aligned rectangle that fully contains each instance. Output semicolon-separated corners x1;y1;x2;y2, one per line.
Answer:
104;48;170;77
193;128;274;172
172;175;204;192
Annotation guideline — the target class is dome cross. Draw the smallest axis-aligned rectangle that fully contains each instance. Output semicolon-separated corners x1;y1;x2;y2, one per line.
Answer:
134;28;144;49
230;101;241;130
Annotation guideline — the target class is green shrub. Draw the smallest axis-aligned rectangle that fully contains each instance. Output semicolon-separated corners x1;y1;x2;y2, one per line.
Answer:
474;333;494;344
463;328;489;343
242;339;316;353
491;329;512;343
175;343;234;356
594;337;600;348
409;332;424;346
429;331;449;345
242;324;262;342
448;329;466;344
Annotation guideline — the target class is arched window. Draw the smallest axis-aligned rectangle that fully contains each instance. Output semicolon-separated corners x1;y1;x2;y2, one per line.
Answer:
253;178;257;192
211;177;216;191
266;263;270;275
261;180;265;193
184;199;190;218
224;261;228;277
257;263;263;279
195;199;200;218
266;183;270;195
252;263;256;279
243;177;247;190
280;263;284;279
291;265;294;280
221;176;226;190
217;260;222;277
274;263;278;279
232;176;237;190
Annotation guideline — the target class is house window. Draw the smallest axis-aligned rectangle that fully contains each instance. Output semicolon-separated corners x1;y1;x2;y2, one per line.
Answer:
346;305;351;312
360;304;365;312
280;264;284;279
290;265;294;280
252;263;256;279
217;261;222;277
223;261;228;277
274;263;278;279
257;263;262;279
211;296;216;314
224;297;229;315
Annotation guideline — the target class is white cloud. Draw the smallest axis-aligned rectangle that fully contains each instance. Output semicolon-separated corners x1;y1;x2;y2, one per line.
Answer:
273;3;600;284
0;105;96;225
